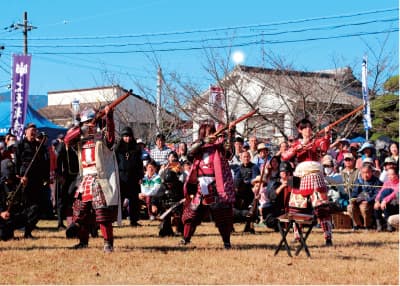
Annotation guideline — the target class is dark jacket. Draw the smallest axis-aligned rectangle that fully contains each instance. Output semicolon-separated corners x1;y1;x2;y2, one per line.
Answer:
351;176;382;203
115;140;144;184
15;138;49;183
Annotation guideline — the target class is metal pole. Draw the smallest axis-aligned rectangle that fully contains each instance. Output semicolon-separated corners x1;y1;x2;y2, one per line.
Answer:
23;11;28;55
156;67;162;131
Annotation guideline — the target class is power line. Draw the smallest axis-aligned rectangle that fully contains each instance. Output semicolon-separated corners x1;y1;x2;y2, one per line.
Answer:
4;17;397;49
15;28;397;55
2;7;397;41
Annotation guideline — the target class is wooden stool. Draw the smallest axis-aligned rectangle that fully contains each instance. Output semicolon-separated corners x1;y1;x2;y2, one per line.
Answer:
274;213;316;258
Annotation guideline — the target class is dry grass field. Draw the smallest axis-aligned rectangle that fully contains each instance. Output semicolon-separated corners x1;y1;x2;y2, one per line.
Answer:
0;219;398;285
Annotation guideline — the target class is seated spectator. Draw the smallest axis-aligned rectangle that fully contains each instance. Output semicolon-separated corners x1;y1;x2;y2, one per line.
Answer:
374;168;399;232
356;141;380;170
388;142;399;166
322;155;347;211
260;161;293;230
340;152;359;202
153;169;184;237
387;214;399;231
179;160;192;183
139;160;162;220
379;157;398;183
233;151;260;228
348;164;382;230
159;151;181;180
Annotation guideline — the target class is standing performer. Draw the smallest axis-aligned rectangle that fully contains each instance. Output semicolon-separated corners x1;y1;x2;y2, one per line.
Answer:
64;106;120;253
282;118;333;246
15;123;49;238
181;122;235;249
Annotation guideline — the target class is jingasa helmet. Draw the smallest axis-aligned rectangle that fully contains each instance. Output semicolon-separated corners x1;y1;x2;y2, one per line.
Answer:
80;107;96;123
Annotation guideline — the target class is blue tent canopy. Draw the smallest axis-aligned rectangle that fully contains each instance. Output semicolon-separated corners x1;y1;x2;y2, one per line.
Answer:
0;91;67;140
349;136;366;144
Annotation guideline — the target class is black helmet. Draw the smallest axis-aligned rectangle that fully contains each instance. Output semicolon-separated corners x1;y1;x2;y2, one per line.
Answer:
279;161;293;173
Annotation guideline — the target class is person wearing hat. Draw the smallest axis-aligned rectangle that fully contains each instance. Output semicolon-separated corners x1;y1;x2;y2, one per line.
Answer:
321;155;347;211
330;138;350;168
379;157;398;183
356;141;380;170
340;152;360;202
115;126;144;227
15;123;49;238
282;118;334;246
64;105;120;252
252;142;270;170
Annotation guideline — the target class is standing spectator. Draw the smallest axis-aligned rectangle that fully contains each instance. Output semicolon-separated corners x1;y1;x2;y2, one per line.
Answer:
136;138;150;157
64;106;120;252
181;122;235;249
348;164;382;230
115;126;144;227
248;135;258;160
15;123;49;238
252;143;270;170
150;133;171;167
36;132;53;220
56;132;79;230
374;168;399;232
229;136;244;176
48;139;59;218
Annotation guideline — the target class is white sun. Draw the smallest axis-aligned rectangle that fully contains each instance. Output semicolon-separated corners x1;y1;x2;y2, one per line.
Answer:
232;50;245;65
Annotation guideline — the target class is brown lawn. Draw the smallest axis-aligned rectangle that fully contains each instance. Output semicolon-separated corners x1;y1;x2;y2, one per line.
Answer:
0;219;398;285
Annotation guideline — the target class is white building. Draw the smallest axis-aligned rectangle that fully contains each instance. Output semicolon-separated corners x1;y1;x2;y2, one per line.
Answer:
190;65;363;144
40;85;177;142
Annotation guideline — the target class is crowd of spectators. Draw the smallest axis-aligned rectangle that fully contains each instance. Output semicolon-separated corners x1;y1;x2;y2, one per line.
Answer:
0;122;399;241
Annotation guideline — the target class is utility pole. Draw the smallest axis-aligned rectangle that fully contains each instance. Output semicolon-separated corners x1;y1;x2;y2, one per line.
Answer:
6;11;37;54
156;67;162;131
